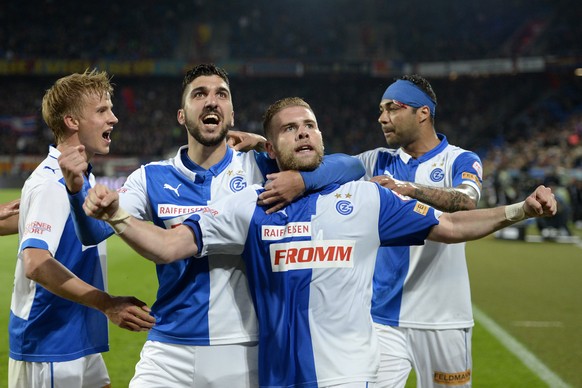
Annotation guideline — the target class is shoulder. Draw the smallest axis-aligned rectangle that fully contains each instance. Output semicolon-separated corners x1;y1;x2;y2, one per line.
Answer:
355;147;396;159
443;143;480;160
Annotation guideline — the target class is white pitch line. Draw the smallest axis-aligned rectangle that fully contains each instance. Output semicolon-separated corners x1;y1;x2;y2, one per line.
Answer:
473;305;571;388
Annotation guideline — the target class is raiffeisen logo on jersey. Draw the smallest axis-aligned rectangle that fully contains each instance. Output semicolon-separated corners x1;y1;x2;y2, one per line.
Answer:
262;222;311;241
157;204;218;217
270;240;355;272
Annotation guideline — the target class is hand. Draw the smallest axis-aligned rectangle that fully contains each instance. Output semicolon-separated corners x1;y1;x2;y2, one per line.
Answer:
58;145;88;193
102;295;155;332
227;130;267;152
523;185;557;218
84;184;120;220
370;175;413;196
0;199;20;220
257;171;305;214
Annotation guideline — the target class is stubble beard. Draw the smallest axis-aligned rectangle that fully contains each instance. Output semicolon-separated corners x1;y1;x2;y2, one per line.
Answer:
277;145;324;172
186;119;229;147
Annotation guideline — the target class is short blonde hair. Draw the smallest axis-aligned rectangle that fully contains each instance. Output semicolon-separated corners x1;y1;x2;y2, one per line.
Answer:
262;97;312;139
41;69;114;144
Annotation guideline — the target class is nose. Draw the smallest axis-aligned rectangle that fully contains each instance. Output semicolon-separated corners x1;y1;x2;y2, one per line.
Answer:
296;125;310;140
205;94;218;108
378;110;389;124
110;111;119;125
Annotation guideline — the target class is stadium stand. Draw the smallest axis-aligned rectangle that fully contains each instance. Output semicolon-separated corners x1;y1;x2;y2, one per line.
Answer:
0;0;581;228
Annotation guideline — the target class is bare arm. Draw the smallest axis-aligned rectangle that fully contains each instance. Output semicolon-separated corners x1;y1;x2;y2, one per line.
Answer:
371;176;478;212
428;185;557;243
23;247;155;331
0;199;19;235
83;184;199;264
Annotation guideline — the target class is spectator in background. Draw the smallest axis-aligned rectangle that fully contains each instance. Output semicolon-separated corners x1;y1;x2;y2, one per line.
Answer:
536;175;573;238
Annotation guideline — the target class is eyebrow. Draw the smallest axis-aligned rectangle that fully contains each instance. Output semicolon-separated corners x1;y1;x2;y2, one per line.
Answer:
281;118;316;127
191;85;230;94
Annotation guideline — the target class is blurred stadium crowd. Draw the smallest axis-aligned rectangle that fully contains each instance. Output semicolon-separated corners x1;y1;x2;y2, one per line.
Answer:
1;0;579;61
1;0;581;230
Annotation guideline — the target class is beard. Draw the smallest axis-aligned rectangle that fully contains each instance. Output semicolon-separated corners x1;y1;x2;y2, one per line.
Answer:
276;144;324;172
185;116;229;147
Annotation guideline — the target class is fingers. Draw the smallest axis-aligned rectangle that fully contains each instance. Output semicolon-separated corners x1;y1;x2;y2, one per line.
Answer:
83;185;114;218
525;185;558;218
370;175;396;189
2;199;20;217
109;299;156;332
265;202;287;215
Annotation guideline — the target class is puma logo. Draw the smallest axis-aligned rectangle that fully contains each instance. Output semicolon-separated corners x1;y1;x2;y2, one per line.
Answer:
163;183;182;197
44;166;59;174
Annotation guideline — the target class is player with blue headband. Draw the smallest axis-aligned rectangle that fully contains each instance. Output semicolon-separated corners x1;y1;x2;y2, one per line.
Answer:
382;79;437;117
355;74;484;387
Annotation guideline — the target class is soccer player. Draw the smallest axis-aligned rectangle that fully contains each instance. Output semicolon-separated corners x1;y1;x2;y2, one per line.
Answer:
8;70;155;388
355;75;481;387
80;97;556;388
0;199;19;235
59;65;364;387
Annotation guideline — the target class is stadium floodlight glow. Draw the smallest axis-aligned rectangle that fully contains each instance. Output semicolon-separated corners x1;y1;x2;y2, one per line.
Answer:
575;68;582;77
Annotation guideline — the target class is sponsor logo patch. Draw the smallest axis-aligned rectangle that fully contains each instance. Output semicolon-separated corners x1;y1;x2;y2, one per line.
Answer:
433;369;471;385
24;221;52;235
157;204;218;217
462;172;482;189
413;202;430;216
270;240;355;271
262;222;311;241
472;161;483;180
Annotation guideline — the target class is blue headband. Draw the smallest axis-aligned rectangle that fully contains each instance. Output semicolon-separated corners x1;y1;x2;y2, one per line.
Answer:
382;80;437;117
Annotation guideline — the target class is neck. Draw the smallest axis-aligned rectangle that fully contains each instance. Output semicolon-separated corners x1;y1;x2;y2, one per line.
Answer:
402;129;439;159
187;139;228;169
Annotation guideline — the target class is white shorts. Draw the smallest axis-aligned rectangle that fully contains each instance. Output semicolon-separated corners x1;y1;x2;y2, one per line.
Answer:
328;381;376;388
129;340;259;387
374;323;472;388
9;353;110;388
327;382;376;388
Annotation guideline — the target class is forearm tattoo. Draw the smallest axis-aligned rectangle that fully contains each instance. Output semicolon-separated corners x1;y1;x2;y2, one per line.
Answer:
411;185;477;212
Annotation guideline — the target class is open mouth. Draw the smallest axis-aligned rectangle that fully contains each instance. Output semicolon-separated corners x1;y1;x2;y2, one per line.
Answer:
295;144;314;153
202;114;220;126
102;129;112;141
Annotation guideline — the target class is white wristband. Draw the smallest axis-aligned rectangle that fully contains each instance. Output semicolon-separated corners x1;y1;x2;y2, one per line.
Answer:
505;201;526;222
103;208;131;235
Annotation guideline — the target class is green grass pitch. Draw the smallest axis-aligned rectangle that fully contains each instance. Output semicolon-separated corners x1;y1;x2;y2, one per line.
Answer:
0;188;579;386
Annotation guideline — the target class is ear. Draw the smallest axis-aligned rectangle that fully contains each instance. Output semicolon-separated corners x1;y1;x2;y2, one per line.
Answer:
64;114;79;131
229;110;235;128
417;106;431;123
265;141;276;160
177;109;185;125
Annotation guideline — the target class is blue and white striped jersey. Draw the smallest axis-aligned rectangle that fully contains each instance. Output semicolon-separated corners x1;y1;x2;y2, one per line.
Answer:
119;145;270;345
184;180;440;387
356;134;483;329
9;146;108;362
